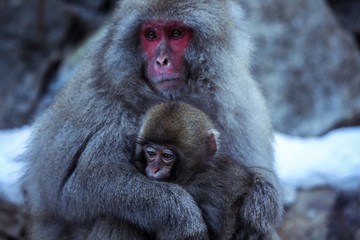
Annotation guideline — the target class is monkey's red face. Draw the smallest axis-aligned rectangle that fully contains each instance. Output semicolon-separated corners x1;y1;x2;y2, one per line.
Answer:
141;20;193;92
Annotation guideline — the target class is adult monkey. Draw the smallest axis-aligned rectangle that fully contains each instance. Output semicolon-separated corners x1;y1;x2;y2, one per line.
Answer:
24;0;282;239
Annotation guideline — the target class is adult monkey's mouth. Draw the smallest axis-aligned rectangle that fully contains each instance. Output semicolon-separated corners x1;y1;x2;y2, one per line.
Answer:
154;78;186;92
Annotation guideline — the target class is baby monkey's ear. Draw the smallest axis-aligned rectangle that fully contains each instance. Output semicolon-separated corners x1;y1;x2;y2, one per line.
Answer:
206;129;220;157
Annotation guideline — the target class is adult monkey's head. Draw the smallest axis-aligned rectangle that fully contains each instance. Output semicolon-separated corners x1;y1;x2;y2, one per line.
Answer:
98;0;248;100
140;20;193;92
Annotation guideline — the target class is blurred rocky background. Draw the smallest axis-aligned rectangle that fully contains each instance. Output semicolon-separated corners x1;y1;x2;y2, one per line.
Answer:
0;0;359;239
243;0;360;137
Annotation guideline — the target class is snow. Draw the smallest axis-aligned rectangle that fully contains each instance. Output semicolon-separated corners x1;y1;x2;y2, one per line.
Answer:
274;127;360;203
0;126;31;204
0;125;359;204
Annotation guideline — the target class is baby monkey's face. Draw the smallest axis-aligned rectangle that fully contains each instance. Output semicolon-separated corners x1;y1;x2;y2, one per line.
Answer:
143;144;176;181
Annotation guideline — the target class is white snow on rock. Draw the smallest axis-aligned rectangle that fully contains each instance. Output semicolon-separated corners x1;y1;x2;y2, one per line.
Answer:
275;127;360;203
0;126;31;204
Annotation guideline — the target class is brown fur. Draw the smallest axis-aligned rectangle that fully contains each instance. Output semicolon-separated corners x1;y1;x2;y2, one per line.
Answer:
134;102;254;240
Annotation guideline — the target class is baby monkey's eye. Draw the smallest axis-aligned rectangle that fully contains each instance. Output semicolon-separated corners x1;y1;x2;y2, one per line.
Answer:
162;150;175;161
147;151;156;157
163;153;173;159
145;147;157;158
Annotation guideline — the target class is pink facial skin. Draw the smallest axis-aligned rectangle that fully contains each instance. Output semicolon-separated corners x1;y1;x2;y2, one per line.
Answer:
141;20;193;92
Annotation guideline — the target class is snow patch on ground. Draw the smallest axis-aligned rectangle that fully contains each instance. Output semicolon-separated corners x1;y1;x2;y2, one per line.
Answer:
275;127;360;203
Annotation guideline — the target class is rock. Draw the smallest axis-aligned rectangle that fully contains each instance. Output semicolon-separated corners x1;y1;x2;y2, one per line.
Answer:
0;0;114;129
326;0;360;50
327;189;360;240
278;187;360;240
0;0;67;129
242;0;360;136
0;197;26;239
326;0;360;33
278;187;337;240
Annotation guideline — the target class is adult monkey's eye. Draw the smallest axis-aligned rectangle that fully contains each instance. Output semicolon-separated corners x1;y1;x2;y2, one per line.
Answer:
171;29;183;39
146;30;158;40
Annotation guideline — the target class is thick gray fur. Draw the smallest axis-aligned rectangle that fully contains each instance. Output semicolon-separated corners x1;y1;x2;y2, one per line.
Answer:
23;0;283;239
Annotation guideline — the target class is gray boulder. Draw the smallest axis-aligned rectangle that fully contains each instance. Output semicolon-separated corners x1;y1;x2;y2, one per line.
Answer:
243;0;360;136
0;0;115;129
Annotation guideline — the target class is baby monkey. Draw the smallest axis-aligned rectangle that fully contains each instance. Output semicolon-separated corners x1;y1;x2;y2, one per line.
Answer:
133;102;254;240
